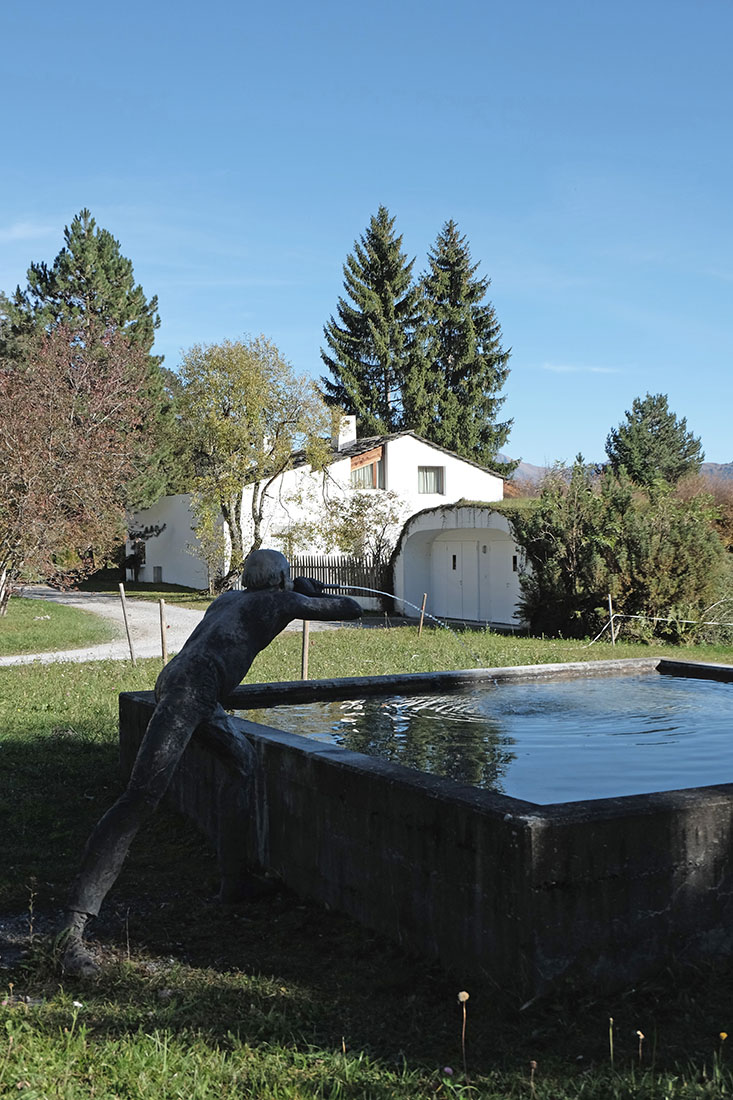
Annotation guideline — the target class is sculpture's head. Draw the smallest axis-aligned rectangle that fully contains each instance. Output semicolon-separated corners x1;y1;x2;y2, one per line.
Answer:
242;549;293;591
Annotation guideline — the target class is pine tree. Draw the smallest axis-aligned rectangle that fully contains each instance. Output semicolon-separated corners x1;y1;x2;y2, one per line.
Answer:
1;210;173;506
407;220;513;469
3;208;161;359
605;393;704;487
320;206;420;435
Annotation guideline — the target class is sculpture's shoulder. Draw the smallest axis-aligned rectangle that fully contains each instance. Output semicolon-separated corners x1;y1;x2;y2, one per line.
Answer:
205;587;301;622
205;589;244;612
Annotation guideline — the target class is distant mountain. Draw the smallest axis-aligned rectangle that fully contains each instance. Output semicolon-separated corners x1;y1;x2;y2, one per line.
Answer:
702;462;733;482
496;455;550;484
497;457;733;484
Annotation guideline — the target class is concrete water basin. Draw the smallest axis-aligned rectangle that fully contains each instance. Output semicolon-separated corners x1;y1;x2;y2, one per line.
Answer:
119;657;733;997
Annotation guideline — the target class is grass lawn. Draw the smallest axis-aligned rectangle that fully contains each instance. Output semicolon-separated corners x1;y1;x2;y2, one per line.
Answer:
80;577;213;610
2;630;733;1097
0;597;121;656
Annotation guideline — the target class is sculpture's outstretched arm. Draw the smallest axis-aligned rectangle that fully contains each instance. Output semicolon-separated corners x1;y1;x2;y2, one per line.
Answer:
291;588;362;622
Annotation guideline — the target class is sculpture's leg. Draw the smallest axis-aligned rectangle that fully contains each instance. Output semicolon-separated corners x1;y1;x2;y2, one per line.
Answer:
62;701;201;974
197;706;270;903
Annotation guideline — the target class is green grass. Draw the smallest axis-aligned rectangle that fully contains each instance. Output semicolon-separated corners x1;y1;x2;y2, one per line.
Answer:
247;623;733;683
0;597;121;656
2;632;733;1097
80;577;213;610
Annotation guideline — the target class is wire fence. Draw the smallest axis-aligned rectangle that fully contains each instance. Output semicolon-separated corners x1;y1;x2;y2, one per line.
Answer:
585;597;733;647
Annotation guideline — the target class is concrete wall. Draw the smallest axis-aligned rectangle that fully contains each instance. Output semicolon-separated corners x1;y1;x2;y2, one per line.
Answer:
392;506;523;626
119;659;733;999
127;494;208;590
382;435;504;510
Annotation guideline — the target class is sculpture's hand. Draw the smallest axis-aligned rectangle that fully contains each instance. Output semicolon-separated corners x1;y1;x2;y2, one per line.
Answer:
293;576;326;596
340;596;363;619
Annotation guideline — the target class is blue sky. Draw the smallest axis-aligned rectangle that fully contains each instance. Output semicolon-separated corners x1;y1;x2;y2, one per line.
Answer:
2;0;731;466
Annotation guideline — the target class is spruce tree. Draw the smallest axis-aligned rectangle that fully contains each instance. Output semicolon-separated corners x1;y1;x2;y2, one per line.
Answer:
3;209;161;359
605;392;704;486
2;210;173;505
407;220;513;469
320;206;420;435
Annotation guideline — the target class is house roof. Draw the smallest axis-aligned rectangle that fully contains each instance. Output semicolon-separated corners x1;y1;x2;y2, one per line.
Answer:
328;431;506;480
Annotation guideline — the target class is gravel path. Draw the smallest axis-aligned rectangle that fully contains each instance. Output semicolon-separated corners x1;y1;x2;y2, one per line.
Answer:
0;585;208;667
1;585;361;667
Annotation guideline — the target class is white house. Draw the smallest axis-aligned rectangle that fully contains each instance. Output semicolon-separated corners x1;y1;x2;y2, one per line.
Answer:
127;417;507;595
391;504;524;627
126;493;207;590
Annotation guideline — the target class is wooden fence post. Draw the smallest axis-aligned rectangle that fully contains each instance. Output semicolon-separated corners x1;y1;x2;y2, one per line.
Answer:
118;583;136;666
301;620;310;680
418;593;428;637
159;598;168;665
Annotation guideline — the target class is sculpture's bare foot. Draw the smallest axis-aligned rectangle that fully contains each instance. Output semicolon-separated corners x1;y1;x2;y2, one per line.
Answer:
59;912;100;978
61;936;101;979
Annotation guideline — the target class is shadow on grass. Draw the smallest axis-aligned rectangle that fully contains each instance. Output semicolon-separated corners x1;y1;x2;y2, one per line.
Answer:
6;730;733;1079
1;729;460;1062
0;733;120;913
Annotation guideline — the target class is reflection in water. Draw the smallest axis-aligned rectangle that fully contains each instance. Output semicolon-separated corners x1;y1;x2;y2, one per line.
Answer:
242;675;733;803
246;694;515;792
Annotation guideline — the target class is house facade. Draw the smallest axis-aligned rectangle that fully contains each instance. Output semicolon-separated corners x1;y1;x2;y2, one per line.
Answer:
126;417;507;596
391;504;524;627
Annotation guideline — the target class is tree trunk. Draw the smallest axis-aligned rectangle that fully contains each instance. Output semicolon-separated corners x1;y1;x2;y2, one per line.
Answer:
249;482;264;557
0;564;11;617
221;495;244;573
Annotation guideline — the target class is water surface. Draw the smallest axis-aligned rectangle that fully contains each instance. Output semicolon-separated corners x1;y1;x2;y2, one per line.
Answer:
246;673;733;803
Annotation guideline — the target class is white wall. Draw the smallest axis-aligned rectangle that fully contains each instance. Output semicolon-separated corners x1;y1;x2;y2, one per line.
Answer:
238;461;348;552
383;436;504;510
392;506;523;627
127;494;208;590
126;434;507;590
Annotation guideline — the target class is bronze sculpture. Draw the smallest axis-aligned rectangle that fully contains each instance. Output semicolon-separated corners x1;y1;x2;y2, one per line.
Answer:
63;549;362;975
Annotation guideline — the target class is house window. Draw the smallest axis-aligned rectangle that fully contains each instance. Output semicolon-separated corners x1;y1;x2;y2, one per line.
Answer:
418;466;444;494
350;447;385;489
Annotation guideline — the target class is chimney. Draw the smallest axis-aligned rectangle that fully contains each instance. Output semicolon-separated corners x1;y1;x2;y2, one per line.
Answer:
332;414;357;451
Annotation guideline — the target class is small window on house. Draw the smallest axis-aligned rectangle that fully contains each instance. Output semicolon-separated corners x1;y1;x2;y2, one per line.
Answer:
350;447;385;489
418;466;444;494
153;566;163;583
350;460;384;489
452;554;457;570
512;555;518;573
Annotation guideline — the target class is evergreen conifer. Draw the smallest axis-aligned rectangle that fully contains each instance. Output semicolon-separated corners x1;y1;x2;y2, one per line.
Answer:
4;210;160;356
605;392;704;486
320;206;420;435
408;220;513;468
1;210;173;505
